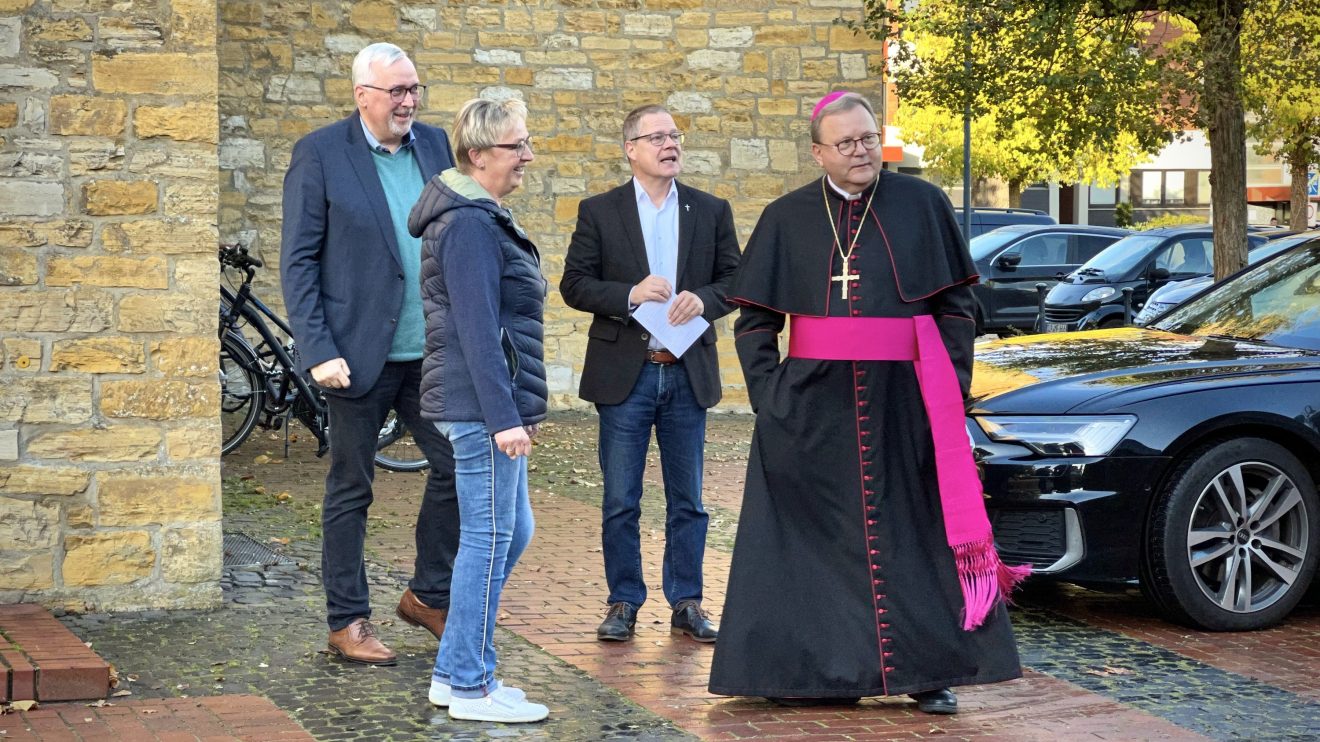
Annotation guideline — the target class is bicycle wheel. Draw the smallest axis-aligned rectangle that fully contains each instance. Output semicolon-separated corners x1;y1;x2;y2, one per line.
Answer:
375;410;429;472
220;333;263;456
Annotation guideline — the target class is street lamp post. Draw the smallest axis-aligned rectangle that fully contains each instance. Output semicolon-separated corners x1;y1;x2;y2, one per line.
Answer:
961;6;972;240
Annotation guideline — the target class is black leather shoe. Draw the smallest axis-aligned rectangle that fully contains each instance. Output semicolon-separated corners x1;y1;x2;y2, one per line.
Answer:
596;602;637;641
766;697;860;707
910;688;958;714
670;600;718;643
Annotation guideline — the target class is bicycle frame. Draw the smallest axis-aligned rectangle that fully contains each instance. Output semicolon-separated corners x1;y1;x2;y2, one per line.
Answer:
220;266;330;456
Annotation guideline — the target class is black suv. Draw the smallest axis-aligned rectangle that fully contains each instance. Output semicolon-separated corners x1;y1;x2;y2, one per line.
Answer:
970;224;1130;335
1041;225;1268;332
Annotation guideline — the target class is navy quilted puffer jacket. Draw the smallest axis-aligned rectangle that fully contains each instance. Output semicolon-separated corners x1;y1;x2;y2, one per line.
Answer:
408;168;547;431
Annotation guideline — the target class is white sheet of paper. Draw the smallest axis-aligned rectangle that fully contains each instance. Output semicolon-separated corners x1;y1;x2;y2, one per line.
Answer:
632;297;709;358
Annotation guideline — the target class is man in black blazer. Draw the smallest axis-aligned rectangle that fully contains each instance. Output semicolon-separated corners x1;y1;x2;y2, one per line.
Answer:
560;104;741;644
281;42;458;665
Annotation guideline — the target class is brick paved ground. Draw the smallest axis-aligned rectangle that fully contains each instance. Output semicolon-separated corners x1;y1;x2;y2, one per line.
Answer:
0;695;314;741
18;411;1318;741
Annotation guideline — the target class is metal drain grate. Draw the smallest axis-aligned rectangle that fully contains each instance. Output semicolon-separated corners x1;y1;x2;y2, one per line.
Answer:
223;531;296;568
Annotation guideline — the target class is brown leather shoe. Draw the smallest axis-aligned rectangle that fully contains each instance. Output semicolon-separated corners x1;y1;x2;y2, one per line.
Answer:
327;618;397;666
395;588;448;642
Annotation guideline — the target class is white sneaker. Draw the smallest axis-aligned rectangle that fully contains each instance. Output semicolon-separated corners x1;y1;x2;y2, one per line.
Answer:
429;679;525;707
447;684;547;723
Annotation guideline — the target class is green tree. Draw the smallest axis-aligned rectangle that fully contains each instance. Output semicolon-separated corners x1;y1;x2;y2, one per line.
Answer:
1243;0;1320;231
861;1;1181;205
860;0;1276;281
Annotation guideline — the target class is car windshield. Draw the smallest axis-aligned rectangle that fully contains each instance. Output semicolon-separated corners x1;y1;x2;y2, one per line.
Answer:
1076;234;1166;280
1153;241;1320;351
1249;233;1316;262
969;229;1023;260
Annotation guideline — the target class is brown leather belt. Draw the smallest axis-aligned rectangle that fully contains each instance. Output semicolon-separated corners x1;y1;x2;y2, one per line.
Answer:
646;349;678;365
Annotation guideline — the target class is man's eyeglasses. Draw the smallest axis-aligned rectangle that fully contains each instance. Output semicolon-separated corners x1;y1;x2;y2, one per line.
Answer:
360;84;427;103
822;132;881;156
628;130;685;147
491;138;533;155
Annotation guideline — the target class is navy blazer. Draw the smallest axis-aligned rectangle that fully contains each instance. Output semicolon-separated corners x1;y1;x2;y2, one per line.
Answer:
280;111;454;398
559;180;741;408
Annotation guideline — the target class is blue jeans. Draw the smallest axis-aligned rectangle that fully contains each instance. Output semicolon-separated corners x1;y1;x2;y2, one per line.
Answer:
321;360;458;631
432;421;534;695
596;362;708;609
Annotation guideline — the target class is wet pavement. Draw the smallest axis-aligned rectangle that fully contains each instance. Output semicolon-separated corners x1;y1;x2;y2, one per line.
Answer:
29;412;1320;740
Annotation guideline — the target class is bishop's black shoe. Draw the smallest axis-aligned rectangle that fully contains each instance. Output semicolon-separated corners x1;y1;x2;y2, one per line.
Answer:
670;600;718;643
596;602;637;642
909;688;958;715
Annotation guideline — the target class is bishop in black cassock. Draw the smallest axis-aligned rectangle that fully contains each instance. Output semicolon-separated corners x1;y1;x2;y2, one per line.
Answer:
708;92;1022;711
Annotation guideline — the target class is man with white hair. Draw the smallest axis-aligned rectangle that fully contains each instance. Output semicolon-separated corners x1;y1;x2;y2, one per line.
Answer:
281;42;459;665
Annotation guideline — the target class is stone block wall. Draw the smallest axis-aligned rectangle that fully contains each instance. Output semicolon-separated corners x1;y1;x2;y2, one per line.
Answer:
216;0;886;410
0;0;222;610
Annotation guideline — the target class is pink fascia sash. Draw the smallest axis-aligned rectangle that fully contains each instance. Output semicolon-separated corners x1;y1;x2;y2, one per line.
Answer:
788;315;1030;630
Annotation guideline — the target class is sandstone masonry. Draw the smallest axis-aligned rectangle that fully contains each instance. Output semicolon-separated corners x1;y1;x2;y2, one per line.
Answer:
0;0;222;610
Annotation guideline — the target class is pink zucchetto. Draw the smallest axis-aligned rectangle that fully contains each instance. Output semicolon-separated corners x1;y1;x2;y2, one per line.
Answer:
811;91;854;121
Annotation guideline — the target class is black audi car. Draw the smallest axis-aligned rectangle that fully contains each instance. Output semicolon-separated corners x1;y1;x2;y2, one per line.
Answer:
969;238;1320;631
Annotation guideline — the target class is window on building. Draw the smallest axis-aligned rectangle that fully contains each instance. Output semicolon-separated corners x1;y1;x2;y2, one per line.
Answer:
1165;172;1187;205
1090;186;1117;206
1140;172;1163;206
1197;171;1212;204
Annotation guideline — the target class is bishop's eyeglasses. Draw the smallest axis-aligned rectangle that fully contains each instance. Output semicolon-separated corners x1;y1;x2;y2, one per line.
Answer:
824;132;881;156
359;83;427;103
628;130;685;147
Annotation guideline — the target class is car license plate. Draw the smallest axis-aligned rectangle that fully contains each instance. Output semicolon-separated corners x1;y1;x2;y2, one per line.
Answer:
1042;322;1069;333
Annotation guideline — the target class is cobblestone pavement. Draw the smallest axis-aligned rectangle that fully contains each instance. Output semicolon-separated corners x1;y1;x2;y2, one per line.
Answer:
53;411;1320;741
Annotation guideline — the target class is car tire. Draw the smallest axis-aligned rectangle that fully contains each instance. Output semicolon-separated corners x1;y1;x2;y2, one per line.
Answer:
1098;316;1125;329
1143;437;1318;631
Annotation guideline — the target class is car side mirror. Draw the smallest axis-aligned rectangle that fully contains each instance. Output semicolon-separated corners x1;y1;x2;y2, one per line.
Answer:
995;253;1022;270
1149;266;1170;282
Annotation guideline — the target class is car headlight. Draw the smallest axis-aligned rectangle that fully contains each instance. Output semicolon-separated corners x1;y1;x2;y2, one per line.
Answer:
974;415;1136;456
1081;287;1117;303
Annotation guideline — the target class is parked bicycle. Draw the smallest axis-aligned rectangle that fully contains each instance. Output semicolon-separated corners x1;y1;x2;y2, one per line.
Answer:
218;244;427;472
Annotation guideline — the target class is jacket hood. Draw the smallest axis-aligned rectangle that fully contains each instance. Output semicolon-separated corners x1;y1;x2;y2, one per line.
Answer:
407;167;529;240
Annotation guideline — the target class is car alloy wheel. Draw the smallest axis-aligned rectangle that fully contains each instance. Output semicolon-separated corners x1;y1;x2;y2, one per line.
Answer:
1186;460;1308;613
1145;438;1319;631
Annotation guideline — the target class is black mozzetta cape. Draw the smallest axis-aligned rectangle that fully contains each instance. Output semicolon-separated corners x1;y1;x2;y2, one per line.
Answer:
729;170;982;410
709;171;1021;699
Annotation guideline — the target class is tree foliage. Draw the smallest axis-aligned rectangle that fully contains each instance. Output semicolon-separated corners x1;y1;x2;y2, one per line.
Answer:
1243;0;1320;230
859;0;1273;279
859;0;1183;204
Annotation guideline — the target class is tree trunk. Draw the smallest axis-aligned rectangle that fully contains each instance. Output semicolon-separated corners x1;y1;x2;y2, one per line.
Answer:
1197;1;1249;282
1007;180;1023;208
1288;149;1311;231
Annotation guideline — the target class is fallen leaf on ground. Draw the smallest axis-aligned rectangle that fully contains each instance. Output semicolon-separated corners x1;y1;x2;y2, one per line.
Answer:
87;699;110;707
111;690;132;697
7;701;37;712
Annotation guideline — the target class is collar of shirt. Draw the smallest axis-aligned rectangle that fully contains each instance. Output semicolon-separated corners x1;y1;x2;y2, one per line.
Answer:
632;177;678;209
360;118;414;155
825;175;864;202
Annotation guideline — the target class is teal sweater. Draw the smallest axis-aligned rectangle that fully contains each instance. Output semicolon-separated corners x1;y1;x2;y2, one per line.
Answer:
371;145;426;361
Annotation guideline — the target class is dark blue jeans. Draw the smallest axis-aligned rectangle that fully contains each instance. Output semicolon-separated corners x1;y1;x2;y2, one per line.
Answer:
596;362;708;609
322;360;459;631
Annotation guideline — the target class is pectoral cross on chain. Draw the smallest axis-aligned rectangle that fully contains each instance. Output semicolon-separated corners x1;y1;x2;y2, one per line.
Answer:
831;267;858;300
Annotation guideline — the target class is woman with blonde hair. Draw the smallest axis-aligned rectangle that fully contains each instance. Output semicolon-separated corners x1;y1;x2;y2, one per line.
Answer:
408;96;548;723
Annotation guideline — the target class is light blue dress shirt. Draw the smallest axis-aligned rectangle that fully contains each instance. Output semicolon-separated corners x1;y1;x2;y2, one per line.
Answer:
632;177;680;350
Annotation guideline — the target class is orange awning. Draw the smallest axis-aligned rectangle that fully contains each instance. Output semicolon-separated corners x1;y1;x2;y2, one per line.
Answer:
1246;186;1290;203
